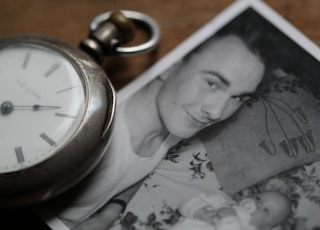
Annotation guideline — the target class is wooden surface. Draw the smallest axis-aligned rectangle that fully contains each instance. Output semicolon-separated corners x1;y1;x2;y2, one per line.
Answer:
0;0;319;228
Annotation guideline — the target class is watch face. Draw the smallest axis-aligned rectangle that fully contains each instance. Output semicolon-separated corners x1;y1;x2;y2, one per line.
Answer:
0;43;86;173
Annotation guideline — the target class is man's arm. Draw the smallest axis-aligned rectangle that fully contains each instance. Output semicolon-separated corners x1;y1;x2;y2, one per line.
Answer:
72;178;145;230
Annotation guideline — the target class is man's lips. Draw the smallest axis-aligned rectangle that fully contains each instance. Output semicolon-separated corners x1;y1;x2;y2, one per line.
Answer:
185;110;211;125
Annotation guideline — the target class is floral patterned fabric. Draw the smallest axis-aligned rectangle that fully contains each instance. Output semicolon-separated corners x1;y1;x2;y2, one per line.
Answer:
110;137;220;230
110;137;320;230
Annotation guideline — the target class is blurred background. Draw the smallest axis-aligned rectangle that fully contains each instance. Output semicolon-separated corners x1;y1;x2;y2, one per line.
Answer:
0;0;319;228
1;0;319;91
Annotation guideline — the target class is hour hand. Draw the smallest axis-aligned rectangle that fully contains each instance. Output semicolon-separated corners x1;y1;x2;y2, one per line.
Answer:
15;104;61;111
1;101;61;115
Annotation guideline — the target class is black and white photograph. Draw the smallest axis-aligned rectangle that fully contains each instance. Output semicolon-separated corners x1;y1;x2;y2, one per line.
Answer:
34;0;320;229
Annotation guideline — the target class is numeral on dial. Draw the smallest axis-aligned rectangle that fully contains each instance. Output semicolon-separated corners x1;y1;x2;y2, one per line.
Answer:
22;52;31;69
44;63;60;77
40;133;57;146
15;146;25;163
56;87;77;94
55;113;76;119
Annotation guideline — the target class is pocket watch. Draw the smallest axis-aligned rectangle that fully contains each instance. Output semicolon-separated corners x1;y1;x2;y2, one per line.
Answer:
0;10;159;207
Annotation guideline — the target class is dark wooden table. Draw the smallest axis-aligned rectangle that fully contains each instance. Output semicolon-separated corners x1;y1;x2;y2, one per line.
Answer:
0;0;319;228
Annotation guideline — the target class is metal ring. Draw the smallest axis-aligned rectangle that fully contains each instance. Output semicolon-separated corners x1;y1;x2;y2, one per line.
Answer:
90;10;160;56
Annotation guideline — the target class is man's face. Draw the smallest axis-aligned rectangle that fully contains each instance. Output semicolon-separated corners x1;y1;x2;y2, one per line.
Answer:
156;35;265;138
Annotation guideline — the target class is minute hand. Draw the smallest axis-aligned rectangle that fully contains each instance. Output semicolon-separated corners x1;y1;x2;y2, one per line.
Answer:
14;105;61;111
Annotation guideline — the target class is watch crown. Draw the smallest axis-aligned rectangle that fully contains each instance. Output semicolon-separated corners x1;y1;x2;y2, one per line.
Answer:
80;11;135;63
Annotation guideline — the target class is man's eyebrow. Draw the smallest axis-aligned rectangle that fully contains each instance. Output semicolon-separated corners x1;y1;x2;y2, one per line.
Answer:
201;70;230;86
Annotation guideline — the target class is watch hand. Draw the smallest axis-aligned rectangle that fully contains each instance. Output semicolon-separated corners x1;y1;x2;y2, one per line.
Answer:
14;105;61;111
1;101;61;115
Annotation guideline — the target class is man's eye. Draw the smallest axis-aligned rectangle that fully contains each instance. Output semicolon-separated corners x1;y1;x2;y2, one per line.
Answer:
207;80;218;89
233;95;251;102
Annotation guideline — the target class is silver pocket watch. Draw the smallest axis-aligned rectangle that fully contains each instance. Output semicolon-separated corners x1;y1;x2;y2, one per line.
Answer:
0;10;159;207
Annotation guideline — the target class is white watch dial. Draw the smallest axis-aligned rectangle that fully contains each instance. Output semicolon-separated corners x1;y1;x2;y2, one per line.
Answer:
0;44;86;173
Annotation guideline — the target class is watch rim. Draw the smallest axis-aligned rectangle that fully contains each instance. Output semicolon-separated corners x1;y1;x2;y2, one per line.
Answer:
0;35;116;205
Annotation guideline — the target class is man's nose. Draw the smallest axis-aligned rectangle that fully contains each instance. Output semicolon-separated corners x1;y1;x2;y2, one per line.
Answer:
202;95;228;120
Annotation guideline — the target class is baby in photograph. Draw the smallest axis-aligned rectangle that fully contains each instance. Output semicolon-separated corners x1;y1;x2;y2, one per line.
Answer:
170;190;291;230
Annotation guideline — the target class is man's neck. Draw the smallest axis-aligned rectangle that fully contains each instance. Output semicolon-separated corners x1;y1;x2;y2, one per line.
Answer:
125;80;169;157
